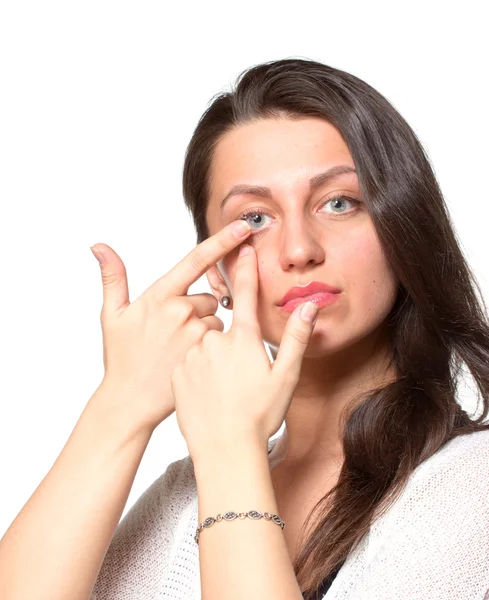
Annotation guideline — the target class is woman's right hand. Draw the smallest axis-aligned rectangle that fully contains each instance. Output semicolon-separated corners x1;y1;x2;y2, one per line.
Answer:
90;220;252;435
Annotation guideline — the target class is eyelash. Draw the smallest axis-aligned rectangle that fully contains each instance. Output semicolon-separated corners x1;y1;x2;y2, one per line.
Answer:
237;194;361;230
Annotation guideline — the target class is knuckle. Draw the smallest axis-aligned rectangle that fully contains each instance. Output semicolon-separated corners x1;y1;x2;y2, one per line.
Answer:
100;304;115;328
100;271;120;286
202;315;224;333
188;251;209;275
99;306;106;324
213;235;229;254
213;316;225;332
205;293;219;313
164;297;194;323
188;319;207;340
202;328;220;345
291;328;311;346
207;328;221;341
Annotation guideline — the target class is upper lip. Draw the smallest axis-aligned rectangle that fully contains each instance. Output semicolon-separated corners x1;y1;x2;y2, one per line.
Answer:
278;281;342;306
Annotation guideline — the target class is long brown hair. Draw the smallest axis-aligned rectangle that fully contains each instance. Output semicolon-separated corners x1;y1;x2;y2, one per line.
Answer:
181;57;489;599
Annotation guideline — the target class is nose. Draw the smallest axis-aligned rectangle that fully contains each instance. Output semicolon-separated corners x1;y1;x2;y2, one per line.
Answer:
278;219;325;271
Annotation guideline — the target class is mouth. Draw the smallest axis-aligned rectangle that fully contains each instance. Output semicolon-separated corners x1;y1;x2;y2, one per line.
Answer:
279;291;340;313
278;280;342;313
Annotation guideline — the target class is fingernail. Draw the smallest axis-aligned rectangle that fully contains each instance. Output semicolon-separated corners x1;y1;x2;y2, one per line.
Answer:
239;244;250;257
233;221;251;237
300;301;319;323
90;246;106;265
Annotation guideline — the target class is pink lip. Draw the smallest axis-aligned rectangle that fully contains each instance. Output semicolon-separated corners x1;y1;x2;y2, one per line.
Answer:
278;280;341;307
279;292;340;313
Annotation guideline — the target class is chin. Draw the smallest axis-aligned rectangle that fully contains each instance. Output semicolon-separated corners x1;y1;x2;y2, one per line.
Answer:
299;329;341;358
265;321;341;359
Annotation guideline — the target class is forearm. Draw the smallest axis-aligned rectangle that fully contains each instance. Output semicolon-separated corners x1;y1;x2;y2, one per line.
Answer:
0;385;153;600
193;438;303;600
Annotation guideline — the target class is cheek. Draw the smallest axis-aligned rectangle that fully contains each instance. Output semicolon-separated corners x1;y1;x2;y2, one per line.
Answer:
342;232;398;319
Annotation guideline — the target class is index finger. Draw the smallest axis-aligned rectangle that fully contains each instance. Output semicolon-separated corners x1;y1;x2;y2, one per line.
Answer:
156;220;252;296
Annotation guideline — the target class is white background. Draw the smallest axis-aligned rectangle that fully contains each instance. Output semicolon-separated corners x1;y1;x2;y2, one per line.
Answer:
1;1;487;537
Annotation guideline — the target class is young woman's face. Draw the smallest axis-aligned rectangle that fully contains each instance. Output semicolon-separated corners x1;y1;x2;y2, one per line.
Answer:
205;116;399;357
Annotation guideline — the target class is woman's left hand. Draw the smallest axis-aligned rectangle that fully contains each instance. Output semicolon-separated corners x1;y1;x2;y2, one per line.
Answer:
170;242;320;459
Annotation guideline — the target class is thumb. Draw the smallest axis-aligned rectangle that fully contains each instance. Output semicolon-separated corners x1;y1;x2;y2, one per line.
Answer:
272;301;319;382
90;244;130;314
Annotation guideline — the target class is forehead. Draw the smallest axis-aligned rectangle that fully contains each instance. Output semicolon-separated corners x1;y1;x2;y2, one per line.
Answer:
206;116;355;222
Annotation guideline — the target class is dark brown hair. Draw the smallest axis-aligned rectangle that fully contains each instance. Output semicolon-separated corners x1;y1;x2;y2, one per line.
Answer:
181;57;489;598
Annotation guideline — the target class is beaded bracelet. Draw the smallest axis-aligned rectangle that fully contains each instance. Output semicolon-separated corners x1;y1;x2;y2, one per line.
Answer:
194;510;286;545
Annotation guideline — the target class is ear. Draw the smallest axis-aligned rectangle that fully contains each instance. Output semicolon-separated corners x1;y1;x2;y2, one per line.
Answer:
206;263;231;303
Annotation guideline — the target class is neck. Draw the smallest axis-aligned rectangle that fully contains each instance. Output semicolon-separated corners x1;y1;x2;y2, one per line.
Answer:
268;324;398;469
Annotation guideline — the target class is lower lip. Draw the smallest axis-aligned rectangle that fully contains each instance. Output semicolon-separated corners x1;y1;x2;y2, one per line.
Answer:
279;292;340;313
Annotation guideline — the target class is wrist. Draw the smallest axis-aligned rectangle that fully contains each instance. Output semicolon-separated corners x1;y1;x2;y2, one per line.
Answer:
190;431;268;472
89;382;156;444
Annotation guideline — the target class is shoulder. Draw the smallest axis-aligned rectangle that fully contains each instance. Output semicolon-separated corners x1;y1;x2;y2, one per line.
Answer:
408;428;489;491
373;428;489;530
335;430;489;599
419;428;489;468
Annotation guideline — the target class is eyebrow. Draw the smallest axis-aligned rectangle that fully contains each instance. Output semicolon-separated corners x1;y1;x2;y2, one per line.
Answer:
219;164;357;212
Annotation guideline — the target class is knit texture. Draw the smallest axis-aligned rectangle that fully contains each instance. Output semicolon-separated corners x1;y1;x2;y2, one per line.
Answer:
91;429;489;599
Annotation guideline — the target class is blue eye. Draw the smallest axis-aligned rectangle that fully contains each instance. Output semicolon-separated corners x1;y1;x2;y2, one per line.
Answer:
322;195;360;215
238;195;361;232
238;210;272;232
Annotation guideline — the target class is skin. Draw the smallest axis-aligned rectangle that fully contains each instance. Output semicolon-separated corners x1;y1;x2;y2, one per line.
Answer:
204;116;399;476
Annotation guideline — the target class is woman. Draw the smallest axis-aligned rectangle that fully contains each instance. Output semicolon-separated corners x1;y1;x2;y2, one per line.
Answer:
1;58;488;600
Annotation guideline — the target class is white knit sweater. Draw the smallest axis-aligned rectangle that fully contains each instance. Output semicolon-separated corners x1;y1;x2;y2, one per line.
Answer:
91;429;489;599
